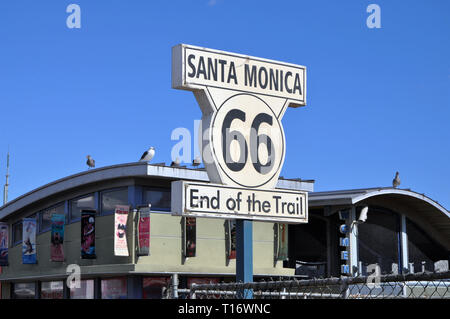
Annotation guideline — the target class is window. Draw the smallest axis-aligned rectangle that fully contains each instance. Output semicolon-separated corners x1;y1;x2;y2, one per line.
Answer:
70;279;95;299
289;216;328;278
101;277;127;299
41;281;64;299
142;277;170;299
12;282;35;299
406;218;449;273
101;188;128;215
40;203;65;232
12;221;23;245
143;188;170;211
70;194;96;221
358;208;400;275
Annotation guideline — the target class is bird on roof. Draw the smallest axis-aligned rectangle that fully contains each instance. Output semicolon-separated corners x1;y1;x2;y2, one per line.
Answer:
86;155;95;169
140;147;155;162
392;171;400;188
192;155;201;167
171;157;180;167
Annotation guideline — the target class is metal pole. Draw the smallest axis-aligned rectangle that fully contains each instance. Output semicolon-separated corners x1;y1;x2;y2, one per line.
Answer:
236;219;253;299
171;273;179;299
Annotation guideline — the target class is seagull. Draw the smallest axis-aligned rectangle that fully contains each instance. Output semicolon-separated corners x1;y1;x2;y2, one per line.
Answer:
192;156;201;167
171;157;180;167
86;155;95;169
392;171;400;188
140;147;155;162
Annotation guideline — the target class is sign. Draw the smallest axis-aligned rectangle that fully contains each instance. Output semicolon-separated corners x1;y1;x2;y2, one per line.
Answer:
338;210;351;275
172;44;307;224
172;44;306;190
81;210;96;259
172;180;308;223
137;211;150;256
0;223;8;266
22;218;37;264
114;205;129;256
50;214;65;262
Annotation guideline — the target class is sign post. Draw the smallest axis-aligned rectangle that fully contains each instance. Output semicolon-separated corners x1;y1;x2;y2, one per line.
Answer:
171;44;308;297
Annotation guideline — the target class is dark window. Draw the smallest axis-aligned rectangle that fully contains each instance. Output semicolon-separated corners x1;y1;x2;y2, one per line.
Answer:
70;194;96;221
101;188;128;215
358;208;401;275
101;277;127;299
406;218;449;273
40;203;65;232
142;277;170;299
12;282;35;299
289;216;328;278
143;188;170;211
12;221;23;245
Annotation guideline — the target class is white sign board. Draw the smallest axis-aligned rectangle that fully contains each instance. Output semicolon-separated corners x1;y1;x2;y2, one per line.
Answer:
171;44;308;223
172;180;308;224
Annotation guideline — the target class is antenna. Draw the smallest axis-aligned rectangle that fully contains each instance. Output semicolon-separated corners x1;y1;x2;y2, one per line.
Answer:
3;149;10;206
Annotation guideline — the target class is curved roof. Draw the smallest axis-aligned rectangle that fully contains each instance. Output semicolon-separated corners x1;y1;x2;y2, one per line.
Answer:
0;162;313;220
309;187;450;249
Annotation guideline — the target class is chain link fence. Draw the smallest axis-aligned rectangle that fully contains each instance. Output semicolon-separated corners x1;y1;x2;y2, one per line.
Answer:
171;271;450;299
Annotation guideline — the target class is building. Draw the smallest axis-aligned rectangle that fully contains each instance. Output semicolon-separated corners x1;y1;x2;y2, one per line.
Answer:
0;162;448;299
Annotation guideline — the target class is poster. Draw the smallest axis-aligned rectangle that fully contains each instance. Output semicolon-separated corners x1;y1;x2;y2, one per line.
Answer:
276;223;288;261
81;210;96;259
114;205;129;256
184;217;196;258
137;211;150;256
50;214;65;262
225;220;236;260
22;218;37;264
0;223;8;266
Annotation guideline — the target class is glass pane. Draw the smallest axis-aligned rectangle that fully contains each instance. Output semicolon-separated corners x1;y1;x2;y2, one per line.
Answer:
41;204;65;231
143;188;170;211
13;222;23;244
290;216;327;278
70;279;95;299
70;194;95;221
407;218;448;273
13;282;35;299
358;208;400;275
101;277;127;299
101;189;128;214
142;277;169;299
41;281;63;299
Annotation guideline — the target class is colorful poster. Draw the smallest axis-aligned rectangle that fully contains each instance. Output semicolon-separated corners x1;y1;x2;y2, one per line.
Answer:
276;223;288;261
225;220;236;260
137;211;150;256
114;205;129;256
0;223;8;266
81;210;96;259
184;217;196;258
50;214;65;262
22;218;37;264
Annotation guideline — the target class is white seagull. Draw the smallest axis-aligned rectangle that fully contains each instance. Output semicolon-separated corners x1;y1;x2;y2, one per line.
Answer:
192;156;201;167
86;155;95;169
392;171;400;188
171;156;180;167
140;147;155;162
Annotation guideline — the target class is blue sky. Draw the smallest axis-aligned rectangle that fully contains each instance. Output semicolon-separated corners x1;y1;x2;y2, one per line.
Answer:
0;0;449;209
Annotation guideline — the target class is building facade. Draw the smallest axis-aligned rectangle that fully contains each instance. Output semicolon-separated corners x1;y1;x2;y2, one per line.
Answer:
0;162;448;299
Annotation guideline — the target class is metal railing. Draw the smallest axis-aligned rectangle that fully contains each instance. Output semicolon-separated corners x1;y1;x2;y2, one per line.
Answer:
169;271;450;299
